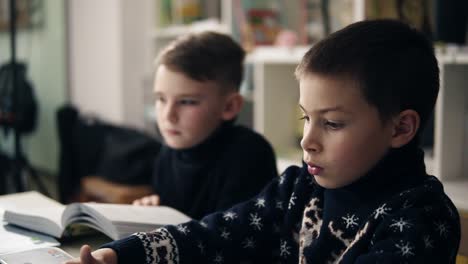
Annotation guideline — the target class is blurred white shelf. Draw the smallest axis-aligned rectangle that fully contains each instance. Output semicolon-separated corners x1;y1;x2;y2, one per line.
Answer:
435;46;468;64
246;46;311;65
247;45;468;65
245;45;468;66
150;19;229;40
443;180;468;211
150;25;191;39
277;157;302;175
424;152;434;176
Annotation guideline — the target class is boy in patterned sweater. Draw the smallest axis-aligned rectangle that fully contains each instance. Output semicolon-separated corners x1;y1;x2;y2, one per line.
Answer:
66;19;460;264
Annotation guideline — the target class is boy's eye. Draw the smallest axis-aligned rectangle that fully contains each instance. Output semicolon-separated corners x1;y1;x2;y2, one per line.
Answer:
179;99;199;105
299;115;309;122
324;120;344;130
155;96;165;103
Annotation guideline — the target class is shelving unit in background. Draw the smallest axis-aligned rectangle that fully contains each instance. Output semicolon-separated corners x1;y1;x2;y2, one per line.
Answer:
435;53;468;181
433;50;468;211
247;46;309;171
150;0;232;58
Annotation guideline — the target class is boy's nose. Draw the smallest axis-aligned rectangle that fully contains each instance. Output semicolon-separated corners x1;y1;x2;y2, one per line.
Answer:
164;103;178;123
300;127;322;153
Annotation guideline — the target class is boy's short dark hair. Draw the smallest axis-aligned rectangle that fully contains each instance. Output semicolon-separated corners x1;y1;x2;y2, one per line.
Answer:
158;31;245;92
296;19;439;139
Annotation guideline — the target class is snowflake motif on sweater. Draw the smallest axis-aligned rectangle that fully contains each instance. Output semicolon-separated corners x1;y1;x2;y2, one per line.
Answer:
106;164;460;264
222;211;237;221
389;217;412;232
248;213;263;231
342;214;359;229
242;237;255;249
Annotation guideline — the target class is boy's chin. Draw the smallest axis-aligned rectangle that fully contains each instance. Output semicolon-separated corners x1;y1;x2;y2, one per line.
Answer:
165;142;191;150
313;175;348;189
164;138;200;150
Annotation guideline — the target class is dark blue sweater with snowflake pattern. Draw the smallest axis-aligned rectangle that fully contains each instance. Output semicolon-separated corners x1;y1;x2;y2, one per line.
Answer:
103;145;461;263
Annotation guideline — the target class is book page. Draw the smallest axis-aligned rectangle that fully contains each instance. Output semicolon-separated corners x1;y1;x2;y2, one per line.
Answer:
0;192;65;237
82;203;191;226
0;191;62;212
62;203;191;240
7;207;64;227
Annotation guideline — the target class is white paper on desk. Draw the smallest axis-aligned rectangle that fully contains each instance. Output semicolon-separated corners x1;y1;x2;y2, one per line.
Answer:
0;222;60;255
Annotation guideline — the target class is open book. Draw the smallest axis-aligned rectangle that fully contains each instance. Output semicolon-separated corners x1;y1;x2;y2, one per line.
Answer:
2;191;191;241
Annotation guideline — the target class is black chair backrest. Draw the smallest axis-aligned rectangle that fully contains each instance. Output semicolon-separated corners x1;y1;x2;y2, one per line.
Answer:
56;105;161;203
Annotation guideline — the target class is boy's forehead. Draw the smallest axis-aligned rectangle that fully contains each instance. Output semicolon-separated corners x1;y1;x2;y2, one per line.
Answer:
298;73;369;113
154;65;218;93
299;73;363;96
154;81;223;95
299;72;359;87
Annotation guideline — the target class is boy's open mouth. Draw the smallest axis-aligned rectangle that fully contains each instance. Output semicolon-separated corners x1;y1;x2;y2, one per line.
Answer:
307;164;323;175
165;129;181;136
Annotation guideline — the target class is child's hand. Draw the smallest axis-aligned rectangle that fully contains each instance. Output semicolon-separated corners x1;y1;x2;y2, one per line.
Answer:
64;245;117;264
132;194;160;206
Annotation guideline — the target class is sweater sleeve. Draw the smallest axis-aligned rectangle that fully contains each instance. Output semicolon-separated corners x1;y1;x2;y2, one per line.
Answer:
353;183;460;263
103;166;309;264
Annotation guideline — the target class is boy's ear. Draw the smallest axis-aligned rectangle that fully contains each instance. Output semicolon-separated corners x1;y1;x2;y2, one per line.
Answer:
221;93;244;121
390;109;420;148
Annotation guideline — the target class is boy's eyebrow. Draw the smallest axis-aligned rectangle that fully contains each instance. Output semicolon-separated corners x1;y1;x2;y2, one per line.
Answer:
153;91;203;98
298;104;350;114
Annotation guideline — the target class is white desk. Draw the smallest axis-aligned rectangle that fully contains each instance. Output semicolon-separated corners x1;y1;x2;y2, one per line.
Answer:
60;233;112;257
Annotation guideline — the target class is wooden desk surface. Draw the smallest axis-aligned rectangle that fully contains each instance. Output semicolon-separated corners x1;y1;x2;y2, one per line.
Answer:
459;210;468;257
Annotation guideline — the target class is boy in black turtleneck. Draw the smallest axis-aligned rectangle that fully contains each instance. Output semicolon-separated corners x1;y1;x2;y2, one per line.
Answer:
129;32;278;220
67;20;461;264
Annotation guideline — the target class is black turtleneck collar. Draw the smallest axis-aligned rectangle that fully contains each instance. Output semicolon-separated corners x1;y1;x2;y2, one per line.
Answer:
153;120;278;219
318;142;429;219
337;141;427;200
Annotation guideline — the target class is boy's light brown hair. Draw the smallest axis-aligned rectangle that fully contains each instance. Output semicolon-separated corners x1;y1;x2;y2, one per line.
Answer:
157;31;246;93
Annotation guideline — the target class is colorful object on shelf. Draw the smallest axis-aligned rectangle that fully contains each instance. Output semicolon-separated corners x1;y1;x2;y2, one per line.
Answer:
246;8;281;45
274;29;299;47
159;0;173;27
173;0;201;24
